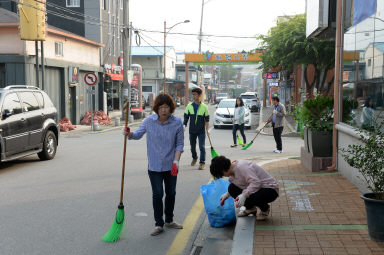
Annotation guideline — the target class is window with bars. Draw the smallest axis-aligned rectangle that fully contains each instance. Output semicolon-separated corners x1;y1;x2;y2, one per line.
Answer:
55;42;63;56
66;0;80;7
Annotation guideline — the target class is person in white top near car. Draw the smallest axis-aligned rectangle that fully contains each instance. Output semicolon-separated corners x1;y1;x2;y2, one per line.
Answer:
231;97;247;148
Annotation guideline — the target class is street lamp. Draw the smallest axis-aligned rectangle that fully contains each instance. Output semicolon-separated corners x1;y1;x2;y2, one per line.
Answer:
163;20;190;94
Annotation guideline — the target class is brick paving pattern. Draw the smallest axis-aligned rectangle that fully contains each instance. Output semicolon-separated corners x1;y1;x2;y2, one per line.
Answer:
253;159;384;255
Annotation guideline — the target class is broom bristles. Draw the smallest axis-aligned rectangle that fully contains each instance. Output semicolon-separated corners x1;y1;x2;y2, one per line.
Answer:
102;207;125;242
241;141;253;150
237;136;244;145
211;147;220;158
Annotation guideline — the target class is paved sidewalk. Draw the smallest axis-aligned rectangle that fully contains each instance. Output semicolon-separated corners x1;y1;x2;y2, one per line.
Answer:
59;121;142;136
252;159;384;255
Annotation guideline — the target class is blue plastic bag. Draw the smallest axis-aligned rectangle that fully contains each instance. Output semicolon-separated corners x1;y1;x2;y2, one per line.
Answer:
200;179;236;228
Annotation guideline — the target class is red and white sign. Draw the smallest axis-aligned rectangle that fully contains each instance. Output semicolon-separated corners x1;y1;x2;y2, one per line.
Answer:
84;73;98;86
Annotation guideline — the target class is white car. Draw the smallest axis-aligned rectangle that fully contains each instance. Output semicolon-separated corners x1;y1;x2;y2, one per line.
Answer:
215;92;229;104
214;99;251;129
240;92;259;112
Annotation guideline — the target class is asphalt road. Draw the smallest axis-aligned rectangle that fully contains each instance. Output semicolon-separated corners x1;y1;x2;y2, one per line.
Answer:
0;105;303;255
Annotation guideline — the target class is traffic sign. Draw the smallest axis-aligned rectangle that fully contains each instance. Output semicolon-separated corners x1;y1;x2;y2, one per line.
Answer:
84;72;98;86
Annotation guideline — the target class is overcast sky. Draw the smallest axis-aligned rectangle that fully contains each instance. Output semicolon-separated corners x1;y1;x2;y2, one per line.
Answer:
130;0;305;53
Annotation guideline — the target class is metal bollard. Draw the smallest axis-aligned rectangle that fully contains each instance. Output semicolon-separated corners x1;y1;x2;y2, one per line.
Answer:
114;117;121;126
93;123;100;131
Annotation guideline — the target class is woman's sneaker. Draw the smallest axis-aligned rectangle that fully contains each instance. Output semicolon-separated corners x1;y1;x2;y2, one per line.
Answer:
150;226;164;236
238;207;257;217
230;144;237;148
257;207;270;221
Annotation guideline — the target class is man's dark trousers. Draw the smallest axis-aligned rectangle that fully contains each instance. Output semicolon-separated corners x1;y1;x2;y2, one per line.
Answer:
190;132;206;163
228;183;278;211
272;123;283;151
148;170;177;227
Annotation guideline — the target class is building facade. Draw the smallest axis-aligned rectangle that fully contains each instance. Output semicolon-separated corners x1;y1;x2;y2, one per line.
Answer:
306;0;384;192
0;8;103;124
131;46;177;100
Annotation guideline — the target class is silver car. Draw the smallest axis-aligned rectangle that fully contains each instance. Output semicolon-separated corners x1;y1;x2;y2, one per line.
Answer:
240;92;259;112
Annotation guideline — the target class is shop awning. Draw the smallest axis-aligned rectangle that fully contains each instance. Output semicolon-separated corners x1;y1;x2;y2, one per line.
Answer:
106;73;123;81
188;83;198;89
343;83;354;89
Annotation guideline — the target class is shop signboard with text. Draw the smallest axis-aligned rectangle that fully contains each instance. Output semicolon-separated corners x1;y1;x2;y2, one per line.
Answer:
130;64;143;115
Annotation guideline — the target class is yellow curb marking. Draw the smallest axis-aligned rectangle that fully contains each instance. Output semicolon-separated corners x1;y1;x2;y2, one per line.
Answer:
166;195;204;255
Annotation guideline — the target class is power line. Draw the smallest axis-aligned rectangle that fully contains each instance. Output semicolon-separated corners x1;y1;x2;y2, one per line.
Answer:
12;0;125;29
12;0;258;41
132;26;257;39
138;32;177;61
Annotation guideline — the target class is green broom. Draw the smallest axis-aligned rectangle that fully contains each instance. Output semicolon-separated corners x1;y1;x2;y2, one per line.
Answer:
102;102;130;242
227;108;243;145
242;113;273;150
237;136;244;145
206;126;220;158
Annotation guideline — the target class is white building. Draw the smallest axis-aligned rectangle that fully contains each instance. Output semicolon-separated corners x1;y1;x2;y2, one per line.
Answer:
131;46;176;100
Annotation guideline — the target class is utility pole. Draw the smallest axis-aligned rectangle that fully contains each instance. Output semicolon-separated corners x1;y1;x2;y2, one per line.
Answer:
164;21;166;93
198;0;204;53
123;0;130;121
197;0;204;90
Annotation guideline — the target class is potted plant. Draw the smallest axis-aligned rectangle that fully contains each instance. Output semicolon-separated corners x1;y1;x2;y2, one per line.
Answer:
295;96;357;157
301;95;334;157
340;120;384;242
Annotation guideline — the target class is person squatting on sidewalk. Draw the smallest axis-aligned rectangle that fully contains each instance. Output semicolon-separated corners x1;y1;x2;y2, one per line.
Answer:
231;97;247;148
210;156;279;220
184;88;210;170
266;96;286;153
124;93;184;236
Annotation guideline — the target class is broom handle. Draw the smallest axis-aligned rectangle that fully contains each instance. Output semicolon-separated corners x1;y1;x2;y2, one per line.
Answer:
374;108;384;123
227;108;233;123
251;113;273;142
206;125;213;148
120;102;129;204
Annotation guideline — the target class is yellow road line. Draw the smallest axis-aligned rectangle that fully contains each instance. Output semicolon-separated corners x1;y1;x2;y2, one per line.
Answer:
166;195;204;255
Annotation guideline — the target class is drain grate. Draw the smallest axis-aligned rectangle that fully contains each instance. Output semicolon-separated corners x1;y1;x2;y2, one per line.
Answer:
191;246;203;255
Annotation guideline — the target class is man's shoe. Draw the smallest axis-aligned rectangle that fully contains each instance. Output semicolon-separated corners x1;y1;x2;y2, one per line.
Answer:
191;158;197;166
230;144;237;148
150;226;164;236
198;163;205;170
273;149;282;153
165;222;183;229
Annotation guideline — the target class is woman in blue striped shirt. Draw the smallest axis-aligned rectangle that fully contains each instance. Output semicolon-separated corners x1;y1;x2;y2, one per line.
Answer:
125;94;184;236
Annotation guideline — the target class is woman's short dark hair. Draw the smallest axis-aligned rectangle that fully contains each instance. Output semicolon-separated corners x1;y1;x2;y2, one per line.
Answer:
210;156;231;179
272;96;280;102
235;97;244;107
153;93;176;114
364;98;373;108
192;88;202;95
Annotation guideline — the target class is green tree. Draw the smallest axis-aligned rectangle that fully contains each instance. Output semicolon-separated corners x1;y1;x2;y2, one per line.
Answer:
219;64;238;83
258;14;335;97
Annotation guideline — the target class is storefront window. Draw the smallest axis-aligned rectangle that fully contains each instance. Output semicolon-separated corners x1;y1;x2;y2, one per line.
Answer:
105;81;121;111
343;0;384;130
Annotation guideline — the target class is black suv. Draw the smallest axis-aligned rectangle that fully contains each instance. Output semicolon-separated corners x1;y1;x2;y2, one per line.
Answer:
0;86;59;162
